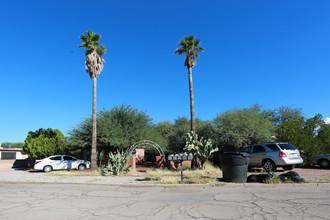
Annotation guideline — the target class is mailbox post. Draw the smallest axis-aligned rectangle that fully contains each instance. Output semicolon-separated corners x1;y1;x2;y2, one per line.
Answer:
168;153;193;181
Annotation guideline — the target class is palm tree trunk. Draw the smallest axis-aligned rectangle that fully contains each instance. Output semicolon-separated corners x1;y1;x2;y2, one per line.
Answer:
91;76;97;170
188;66;196;132
188;66;200;169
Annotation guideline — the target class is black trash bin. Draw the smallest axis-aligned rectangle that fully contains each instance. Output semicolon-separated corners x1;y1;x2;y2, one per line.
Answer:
220;152;250;183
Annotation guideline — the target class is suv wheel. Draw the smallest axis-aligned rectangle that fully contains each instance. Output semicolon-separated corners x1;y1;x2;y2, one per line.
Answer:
262;160;276;172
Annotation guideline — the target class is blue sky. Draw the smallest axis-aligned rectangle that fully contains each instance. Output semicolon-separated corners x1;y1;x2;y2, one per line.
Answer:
1;0;330;143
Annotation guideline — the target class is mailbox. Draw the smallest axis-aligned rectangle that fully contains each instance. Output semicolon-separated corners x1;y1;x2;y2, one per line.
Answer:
167;152;194;182
168;153;193;162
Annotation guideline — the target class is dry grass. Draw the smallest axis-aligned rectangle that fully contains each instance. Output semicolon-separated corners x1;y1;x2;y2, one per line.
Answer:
147;176;220;184
116;169;140;176
49;168;139;177
308;176;330;183
145;162;222;184
48;170;102;177
156;177;180;184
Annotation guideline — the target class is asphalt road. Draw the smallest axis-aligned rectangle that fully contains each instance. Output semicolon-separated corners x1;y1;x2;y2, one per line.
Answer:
0;182;329;220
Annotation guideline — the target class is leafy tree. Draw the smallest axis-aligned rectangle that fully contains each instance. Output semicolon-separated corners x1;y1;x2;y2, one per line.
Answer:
168;117;215;153
97;105;152;148
152;121;174;140
168;117;191;153
68;105;163;152
197;120;216;141
318;123;330;153
23;128;66;159
148;121;174;154
1;142;24;148
67;118;92;156
261;105;303;125
79;30;107;170
174;35;204;132
276;114;325;161
168;117;215;168
213;106;275;151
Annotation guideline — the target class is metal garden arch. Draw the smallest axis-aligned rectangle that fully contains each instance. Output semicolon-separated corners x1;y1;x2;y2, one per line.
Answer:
129;140;165;156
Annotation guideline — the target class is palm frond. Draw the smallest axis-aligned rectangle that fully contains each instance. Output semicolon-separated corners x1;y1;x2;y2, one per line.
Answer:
79;30;104;50
174;47;185;55
184;35;195;42
193;51;199;58
78;42;88;48
96;45;107;55
174;35;204;61
91;34;101;45
194;38;201;46
195;46;205;52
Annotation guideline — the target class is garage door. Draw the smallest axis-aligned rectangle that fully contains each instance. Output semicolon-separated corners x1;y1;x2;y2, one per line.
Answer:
1;152;16;160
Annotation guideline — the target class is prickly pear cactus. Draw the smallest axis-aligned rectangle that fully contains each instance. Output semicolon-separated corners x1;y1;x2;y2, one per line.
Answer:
102;149;132;175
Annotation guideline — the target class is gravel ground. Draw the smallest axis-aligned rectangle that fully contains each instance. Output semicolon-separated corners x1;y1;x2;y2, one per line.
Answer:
247;167;330;182
0;160;15;169
275;167;330;182
1;160;329;184
0;168;145;185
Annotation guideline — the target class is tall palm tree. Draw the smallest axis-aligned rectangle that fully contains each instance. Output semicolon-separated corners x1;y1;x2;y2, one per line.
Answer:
174;35;204;132
79;30;107;170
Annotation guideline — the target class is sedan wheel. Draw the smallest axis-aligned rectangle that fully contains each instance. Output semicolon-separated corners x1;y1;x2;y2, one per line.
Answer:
319;159;330;169
78;164;86;171
263;160;276;172
43;165;53;173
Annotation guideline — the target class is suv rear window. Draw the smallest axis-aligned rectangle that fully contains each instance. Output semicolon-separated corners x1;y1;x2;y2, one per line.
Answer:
266;144;280;151
279;144;297;150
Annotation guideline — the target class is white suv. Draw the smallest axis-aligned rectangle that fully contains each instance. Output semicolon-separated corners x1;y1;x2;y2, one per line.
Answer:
240;143;303;172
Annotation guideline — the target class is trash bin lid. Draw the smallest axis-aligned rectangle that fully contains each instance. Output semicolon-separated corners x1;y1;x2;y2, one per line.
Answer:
221;152;251;158
239;152;251;158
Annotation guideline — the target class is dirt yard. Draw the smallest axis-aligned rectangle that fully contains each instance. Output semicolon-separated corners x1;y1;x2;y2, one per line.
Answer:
277;167;330;182
0;160;15;169
1;160;329;182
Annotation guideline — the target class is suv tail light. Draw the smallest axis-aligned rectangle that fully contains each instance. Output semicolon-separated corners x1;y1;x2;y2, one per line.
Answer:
279;151;287;157
35;161;41;165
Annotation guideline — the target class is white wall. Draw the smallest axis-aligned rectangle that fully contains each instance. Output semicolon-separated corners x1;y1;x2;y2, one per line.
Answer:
0;151;28;160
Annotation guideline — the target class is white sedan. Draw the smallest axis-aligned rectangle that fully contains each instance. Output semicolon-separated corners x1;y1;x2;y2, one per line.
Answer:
34;155;91;172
